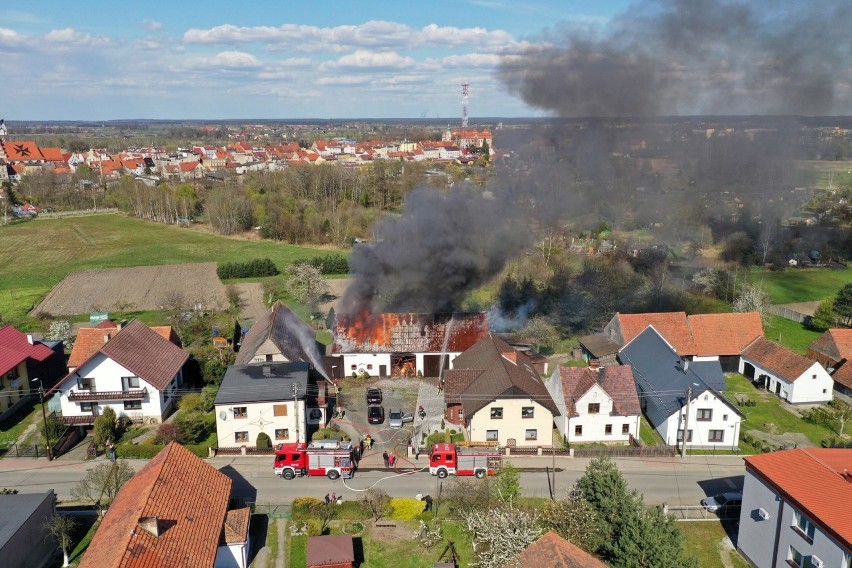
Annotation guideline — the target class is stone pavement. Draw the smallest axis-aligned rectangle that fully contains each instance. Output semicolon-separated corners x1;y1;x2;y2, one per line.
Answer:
412;380;444;450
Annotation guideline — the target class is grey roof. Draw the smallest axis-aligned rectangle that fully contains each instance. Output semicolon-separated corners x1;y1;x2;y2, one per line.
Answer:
236;301;325;365
214;362;310;406
0;491;54;547
617;327;737;429
578;333;622;358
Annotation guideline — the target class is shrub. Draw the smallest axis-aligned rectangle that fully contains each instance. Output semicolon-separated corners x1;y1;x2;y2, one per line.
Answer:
312;428;349;442
217;258;280;279
155;423;181;445
178;393;206;413
296;253;349;275
115;443;164;459
257;432;271;450
389;498;425;521
176;411;215;445
292;497;324;519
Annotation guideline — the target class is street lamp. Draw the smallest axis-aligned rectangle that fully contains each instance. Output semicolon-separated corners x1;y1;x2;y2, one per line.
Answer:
31;378;52;460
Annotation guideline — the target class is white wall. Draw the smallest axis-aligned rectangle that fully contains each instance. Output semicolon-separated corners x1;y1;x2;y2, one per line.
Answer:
215;542;248;568
215;399;307;447
340;354;391;377
544;369;568;439
740;358;834;404
469;399;553;447
658;392;741;449
567;385;639;443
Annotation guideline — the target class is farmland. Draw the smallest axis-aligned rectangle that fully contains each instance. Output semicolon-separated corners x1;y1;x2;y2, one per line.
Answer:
747;267;852;304
0;213;336;326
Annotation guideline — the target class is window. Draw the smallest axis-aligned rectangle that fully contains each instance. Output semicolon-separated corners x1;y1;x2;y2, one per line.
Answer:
676;429;694;442
575;425;583;436
275;429;289;440
458;409;464;420
812;374;817;379
80;402;94;412
486;430;498;441
622;424;630;434
273;404;288;417
490;407;503;419
521;407;535;419
525;429;537;441
367;364;373;370
265;354;273;362
793;510;816;542
723;414;728;421
697;408;713;421
77;377;95;391
233;407;248;419
121;376;140;390
788;546;804;567
124;400;142;410
708;430;725;443
235;431;248;443
350;365;357;370
588;403;600;414
605;424;613;435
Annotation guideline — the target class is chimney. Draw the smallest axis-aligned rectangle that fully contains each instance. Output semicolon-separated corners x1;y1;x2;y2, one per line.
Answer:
119;319;128;329
103;333;111;343
26;334;34;345
588;359;601;371
683;360;690;372
138;516;160;537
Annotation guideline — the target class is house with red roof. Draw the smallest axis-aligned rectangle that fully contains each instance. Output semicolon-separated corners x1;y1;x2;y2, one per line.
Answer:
808;328;852;396
510;530;608;567
0;326;64;421
738;448;852;568
52;320;188;426
307;534;354;568
545;360;641;444
740;337;833;404
79;442;251;568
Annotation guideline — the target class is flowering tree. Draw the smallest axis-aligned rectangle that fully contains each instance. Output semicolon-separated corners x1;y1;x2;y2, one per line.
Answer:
461;505;541;568
46;320;74;350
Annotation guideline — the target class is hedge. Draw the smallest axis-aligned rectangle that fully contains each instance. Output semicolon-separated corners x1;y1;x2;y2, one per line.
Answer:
295;253;349;275
115;442;210;459
217;258;280;279
389;498;426;521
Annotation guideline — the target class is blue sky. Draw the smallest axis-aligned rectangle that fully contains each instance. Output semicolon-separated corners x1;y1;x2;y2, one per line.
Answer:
0;1;630;120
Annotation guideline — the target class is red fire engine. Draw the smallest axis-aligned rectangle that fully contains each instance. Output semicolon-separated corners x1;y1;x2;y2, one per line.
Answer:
273;440;355;480
429;442;502;479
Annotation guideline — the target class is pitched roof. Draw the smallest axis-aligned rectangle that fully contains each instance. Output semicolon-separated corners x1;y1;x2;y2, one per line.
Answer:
306;534;354;567
221;507;250;545
443;368;485;405
0;325;55;375
510;531;608;567
236;301;322;365
742;337;816;381
78;443;232;568
214;362;309;406
451;334;559;418
809;329;852;363
831;361;852;391
688;312;764;356
744;449;852;550
1;140;42;161
68;326;119;369
559;365;640;417
577;334;621;358
331;312;489;355
615;312;696;356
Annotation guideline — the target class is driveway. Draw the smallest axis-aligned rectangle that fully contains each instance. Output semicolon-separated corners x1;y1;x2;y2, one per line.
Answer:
333;378;420;452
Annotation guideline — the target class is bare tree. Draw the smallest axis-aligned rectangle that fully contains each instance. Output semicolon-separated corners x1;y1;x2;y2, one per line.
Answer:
540;483;605;554
362;488;392;522
309;501;336;534
461;505;541;568
759;223;774;266
71;460;134;517
45;514;76;567
535;228;563;268
285;263;329;313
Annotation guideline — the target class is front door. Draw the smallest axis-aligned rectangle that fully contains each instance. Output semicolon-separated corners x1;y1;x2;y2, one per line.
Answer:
379;365;387;377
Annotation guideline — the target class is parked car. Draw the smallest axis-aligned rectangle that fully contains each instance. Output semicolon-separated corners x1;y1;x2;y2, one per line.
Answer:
366;387;383;405
388;408;403;428
368;405;385;424
701;492;743;512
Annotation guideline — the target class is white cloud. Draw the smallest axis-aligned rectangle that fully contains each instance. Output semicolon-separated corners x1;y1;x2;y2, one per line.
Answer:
321;50;414;71
316;75;371;86
0;27;25;47
44;28;110;47
187;50;261;68
134;38;163;51
436;53;504;68
141;19;163;30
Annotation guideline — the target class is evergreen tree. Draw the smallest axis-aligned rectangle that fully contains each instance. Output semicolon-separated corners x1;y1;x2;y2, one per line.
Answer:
834;284;852;326
608;506;696;568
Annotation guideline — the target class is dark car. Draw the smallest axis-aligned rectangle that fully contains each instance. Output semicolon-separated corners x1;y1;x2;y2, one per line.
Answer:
366;387;383;405
367;405;385;424
701;492;743;513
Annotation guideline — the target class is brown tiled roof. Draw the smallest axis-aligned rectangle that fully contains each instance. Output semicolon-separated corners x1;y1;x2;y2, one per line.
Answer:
559;365;640;417
97;320;188;390
78;443;232;568
744;449;852;550
236;300;320;365
688;312;764;356
452;335;559;418
68;326;119;369
742;337;816;382
307;534;354;566
510;531;608;567
221;507;250;545
150;326;182;348
809;329;852;363
831;361;852;391
616;312;696;356
332;312;488;354
443;369;485;405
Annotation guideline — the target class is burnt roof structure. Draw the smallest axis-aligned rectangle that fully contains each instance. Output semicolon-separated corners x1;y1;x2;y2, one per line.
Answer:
331;312;488;354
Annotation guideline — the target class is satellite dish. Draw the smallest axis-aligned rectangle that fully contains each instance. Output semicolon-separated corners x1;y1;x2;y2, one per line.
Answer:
219;410;227;420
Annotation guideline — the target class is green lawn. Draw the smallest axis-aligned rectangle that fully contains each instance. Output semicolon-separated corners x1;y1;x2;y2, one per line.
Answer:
678;521;750;568
747;267;852;304
0;401;40;449
0;214;338;326
639;416;664;446
763;314;821;355
725;374;835;447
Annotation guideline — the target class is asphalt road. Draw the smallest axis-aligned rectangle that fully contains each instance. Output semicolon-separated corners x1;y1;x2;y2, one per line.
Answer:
0;454;746;508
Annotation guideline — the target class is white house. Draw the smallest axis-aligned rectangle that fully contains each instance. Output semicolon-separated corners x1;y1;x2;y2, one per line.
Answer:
618;326;743;449
51;320;188;426
738;448;852;568
545;361;641;444
214;362;312;448
740;337;834;404
443;335;559;447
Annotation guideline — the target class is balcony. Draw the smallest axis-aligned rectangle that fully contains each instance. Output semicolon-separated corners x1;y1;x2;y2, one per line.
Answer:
68;388;148;402
60;415;97;426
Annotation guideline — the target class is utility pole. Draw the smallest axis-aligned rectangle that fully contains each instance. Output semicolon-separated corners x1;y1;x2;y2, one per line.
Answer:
32;378;52;460
681;385;692;460
293;383;300;443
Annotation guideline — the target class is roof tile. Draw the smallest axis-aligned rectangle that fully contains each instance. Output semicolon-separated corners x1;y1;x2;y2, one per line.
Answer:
742;337;816;381
511;531;608;567
616;312;696;356
688;312;764;356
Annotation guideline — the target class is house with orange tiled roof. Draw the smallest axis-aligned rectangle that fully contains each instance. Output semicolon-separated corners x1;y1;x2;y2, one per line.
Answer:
604;312;696;356
78;442;251;568
740;337;833;404
737;448;852;568
688;312;764;370
808;329;852;396
509;530;608;567
545;360;641;444
52;320;189;427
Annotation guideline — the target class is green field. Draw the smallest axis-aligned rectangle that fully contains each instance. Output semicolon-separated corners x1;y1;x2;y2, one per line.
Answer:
0;214;336;326
763;315;821;355
747;267;852;304
678;521;750;568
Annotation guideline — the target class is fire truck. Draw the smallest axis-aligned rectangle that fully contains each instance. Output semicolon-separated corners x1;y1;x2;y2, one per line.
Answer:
273;440;356;480
428;442;502;479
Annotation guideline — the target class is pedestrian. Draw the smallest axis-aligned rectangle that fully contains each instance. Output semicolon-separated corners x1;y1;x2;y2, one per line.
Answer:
390;454;396;467
360;438;365;455
382;450;389;467
324;493;331;504
415;446;421;461
336;495;343;505
423;494;433;511
331;492;337;503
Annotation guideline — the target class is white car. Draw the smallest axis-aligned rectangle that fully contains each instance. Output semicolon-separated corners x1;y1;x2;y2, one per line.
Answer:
388;408;404;428
701;492;743;512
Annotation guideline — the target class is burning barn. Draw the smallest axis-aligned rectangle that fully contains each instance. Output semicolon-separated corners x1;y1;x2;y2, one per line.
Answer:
329;312;489;379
